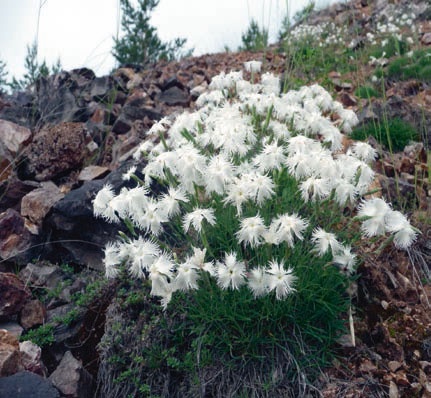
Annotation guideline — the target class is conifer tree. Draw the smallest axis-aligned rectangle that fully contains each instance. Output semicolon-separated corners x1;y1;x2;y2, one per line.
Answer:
239;19;269;52
112;0;190;66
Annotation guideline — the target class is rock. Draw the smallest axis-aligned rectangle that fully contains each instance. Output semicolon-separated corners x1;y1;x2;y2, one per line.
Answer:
0;330;21;376
46;160;145;269
78;166;110;181
159;75;185;91
0;209;34;263
35;70;94;126
49;351;93;398
19;341;46;375
0;94;37;129
0;272;31;317
18;263;63;290
388;380;399;398
0;119;32;159
111;116;132;134
20;181;65;225
157;86;190;106
90;76;115;102
331;78;353;91
24;122;90;181
0;371;60;398
422;32;431;45
0;322;23;338
0;177;38;212
388;360;402;372
404;142;427;162
19;300;46;330
339;92;357;107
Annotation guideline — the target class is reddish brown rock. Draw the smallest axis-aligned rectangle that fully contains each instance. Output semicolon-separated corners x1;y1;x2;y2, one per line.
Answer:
0;272;31;317
0;119;32;159
20;181;65;225
24;122;90;181
0;209;33;262
19;300;46;330
0;330;21;377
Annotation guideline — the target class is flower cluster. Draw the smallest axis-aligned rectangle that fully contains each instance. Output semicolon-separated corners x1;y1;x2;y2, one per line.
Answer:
93;66;417;309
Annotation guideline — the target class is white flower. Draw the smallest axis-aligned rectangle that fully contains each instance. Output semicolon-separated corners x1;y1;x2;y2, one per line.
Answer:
216;252;246;290
149;252;174;297
261;72;280;94
183;208;216;233
266;260;296;300
104;242;121;279
189;247;215;276
299;177;331;202
349;142;377;163
253;142;286;172
236;214;266;247
247;173;275;205
311;228;343;256
122;165;137;181
357;198;391;237
385;210;417;249
203;154;236;195
174;261;200;291
127;237;161;278
244;60;262;73
158;187;189;218
93;184;118;222
333;246;357;275
269;213;308;247
223;177;250;216
248;266;268;298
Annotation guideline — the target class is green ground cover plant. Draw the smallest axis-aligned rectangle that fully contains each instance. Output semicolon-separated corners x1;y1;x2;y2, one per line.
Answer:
93;66;418;395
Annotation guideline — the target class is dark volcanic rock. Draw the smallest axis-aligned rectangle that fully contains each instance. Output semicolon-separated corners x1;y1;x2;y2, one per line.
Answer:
0;371;60;398
157;86;190;106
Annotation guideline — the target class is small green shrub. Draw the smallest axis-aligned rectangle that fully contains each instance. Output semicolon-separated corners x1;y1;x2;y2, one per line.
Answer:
351;118;419;151
387;50;431;82
20;324;55;347
355;85;381;99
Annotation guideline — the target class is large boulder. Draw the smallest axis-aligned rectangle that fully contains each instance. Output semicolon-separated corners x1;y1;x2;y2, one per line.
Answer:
23;122;91;181
45;160;145;270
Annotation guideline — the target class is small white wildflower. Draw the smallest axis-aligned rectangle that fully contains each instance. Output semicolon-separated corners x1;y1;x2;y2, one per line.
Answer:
333;246;357;275
216;252;246;290
122;165;137;181
236;214;267;248
182;208;216;233
311;228;343;256
266;260;296;300
244;60;262;73
349;142;377;163
174;261;200;291
357;198;391;237
104;242;121;279
248;266;268;298
269;213;308;247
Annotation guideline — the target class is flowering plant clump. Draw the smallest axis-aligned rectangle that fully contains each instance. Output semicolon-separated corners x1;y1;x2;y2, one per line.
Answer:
94;66;417;311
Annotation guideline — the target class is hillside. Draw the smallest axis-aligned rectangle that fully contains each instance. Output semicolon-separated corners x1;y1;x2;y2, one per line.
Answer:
0;0;431;397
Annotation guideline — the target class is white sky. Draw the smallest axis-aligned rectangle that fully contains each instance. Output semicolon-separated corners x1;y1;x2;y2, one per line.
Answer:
0;0;336;80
